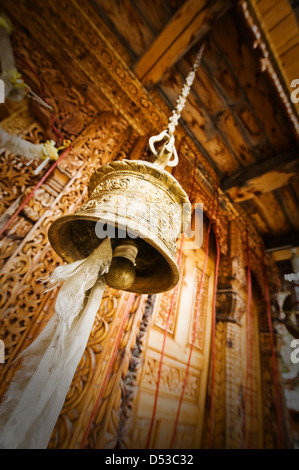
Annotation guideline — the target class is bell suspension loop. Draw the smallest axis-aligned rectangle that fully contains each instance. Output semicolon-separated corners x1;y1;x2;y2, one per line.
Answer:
149;42;206;169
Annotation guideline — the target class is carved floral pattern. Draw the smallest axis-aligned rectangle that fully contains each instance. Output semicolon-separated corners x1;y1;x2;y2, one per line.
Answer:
0;1;284;451
189;267;209;351
143;356;200;400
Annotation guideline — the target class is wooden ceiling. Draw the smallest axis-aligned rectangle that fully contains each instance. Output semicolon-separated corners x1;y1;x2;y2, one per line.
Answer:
2;0;299;257
88;0;299;252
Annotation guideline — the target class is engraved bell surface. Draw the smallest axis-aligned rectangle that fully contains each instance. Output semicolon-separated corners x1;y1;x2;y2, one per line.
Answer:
48;159;191;294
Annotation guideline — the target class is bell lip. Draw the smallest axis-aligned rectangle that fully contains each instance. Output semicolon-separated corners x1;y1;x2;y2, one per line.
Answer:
48;212;180;295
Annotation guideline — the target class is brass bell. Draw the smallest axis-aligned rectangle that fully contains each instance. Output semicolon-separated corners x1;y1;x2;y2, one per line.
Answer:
48;157;191;294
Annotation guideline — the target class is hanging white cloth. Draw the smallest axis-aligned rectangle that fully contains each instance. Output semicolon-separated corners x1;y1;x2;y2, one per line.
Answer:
0;15;58;172
0;126;58;162
0;237;112;449
0;16;25;101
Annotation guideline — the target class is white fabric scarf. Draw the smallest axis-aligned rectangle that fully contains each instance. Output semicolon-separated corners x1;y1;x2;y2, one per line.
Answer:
0;19;25;101
0;22;58;169
0;126;58;163
0;237;112;449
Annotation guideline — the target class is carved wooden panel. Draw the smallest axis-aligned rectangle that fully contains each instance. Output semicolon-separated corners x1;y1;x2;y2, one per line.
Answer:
202;303;264;449
128;246;215;449
0;109;43;229
0;39;142;447
153;254;185;335
259;331;280;449
115;295;157;449
202;217;265;450
48;287;124;448
0;1;285;450
225;322;243;449
130;417;154;449
54;293;147;449
240;299;264;450
143;355;200;400
189;267;209;351
202;320;227;449
171;423;196;449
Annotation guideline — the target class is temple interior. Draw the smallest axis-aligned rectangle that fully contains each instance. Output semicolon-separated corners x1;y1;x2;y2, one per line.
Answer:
0;0;299;449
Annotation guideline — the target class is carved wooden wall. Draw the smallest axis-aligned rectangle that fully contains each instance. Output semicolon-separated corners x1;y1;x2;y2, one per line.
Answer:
200;220;290;449
128;244;215;449
0;5;290;450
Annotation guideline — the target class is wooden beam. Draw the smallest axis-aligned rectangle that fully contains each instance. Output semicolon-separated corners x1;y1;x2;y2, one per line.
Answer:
134;0;232;86
250;0;299;117
265;232;299;251
221;149;299;202
211;9;296;151
271;247;299;262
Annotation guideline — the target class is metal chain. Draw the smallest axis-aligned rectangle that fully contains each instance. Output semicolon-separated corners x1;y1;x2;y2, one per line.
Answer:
167;42;206;137
149;41;206;168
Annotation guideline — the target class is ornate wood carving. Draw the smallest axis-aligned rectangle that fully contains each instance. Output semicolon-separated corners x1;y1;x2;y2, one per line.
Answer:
202;218;267;449
48;287;124;448
259;331;280;449
153;257;184;335
189;267;209;351
0;0;287;451
0;31;142;448
1;0;272;263
115;295;156;449
143;355;200;400
216;221;247;324
202;320;227;449
225;322;243;449
125;247;215;449
82;294;146;449
171;423;196;449
216;290;246;324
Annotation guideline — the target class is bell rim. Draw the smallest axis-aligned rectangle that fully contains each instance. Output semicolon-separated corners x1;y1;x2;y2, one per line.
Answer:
48;212;180;294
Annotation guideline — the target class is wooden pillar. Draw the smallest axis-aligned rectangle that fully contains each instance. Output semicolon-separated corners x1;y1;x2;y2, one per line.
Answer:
255;258;293;449
202;220;264;448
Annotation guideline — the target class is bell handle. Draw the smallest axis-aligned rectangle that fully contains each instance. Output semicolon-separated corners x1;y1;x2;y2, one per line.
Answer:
149;130;179;168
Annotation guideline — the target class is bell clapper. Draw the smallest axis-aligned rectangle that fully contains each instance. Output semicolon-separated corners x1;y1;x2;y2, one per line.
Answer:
105;239;138;290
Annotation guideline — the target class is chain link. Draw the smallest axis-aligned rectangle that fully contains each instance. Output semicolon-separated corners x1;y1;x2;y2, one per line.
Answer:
149;41;206;168
167;42;206;137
